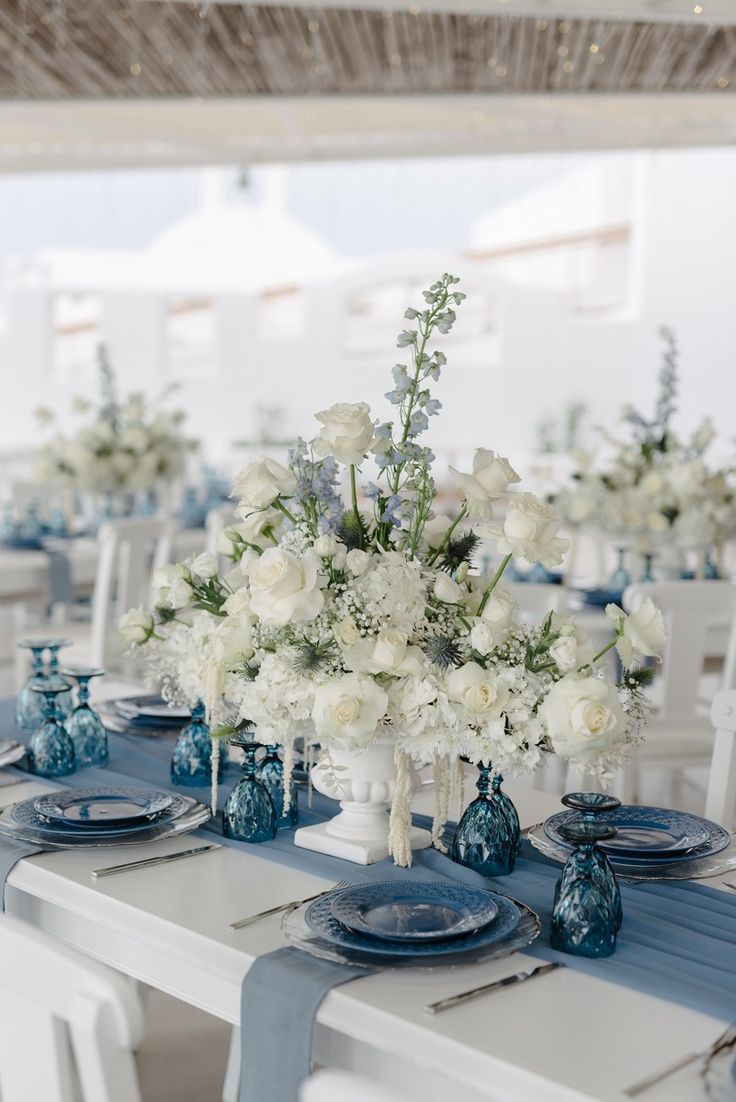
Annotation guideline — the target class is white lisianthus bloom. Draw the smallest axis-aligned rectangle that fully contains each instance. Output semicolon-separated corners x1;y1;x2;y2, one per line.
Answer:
222;586;251;617
605;598;667;668
232;506;283;547
447;662;509;719
470;622;495;657
312;674;388;745
433;572;465;604
346;548;371;576
247;547;324;626
152;564;193;610
312;401;375;466
496;494;569;567
314;533;339;558
539;674;626;763
549;635;581;672
118;607;155;646
190;552;219;579
344;627;424;677
334;617;362;648
449;449;520;517
231;457;296;509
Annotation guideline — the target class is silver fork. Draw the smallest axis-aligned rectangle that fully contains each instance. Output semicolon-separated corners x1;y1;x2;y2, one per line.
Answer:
623;1020;736;1096
229;879;350;930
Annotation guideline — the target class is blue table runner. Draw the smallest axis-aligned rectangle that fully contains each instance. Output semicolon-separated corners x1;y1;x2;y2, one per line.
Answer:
0;698;735;1102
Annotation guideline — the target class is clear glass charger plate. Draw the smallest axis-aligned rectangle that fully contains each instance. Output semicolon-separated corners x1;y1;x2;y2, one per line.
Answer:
0;796;210;848
282;893;541;969
528;822;736;881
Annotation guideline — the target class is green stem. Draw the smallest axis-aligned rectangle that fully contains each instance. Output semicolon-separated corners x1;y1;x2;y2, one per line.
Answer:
590;636;619;666
477;553;512;616
274;498;297;526
349;464;361;529
427;504;467;566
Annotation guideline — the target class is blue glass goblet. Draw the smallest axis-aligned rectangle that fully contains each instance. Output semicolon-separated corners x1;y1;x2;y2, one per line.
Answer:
257;744;297;828
62;667;108;767
550;821;618;958
223;735;276;843
609;547;630;594
171;700;223;787
45;639;73;719
560;792;622;930
640;553;655;583
15;640;48;730
452;764;520;876
28;677;77;777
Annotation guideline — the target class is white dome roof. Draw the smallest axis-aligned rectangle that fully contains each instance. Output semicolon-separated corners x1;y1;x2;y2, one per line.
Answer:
146;201;339;290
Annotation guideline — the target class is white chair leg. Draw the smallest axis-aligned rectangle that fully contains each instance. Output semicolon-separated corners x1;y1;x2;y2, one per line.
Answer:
223;1025;241;1102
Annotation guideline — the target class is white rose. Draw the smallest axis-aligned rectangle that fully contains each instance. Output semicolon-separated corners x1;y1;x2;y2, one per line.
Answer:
335;617;361;648
346;548;371;576
247;548;324;626
447;662;509;718
118;607;155;646
470;622;495;656
606;598;667;668
496;494;569;567
312;674;388;745
433;572;465;604
153;564;193;610
314;534;338;558
222;586;251;617
539;674;625;763
231;457;296;509
549;635;580;672
190;552;218;579
312;401;375;466
449;449;520;517
344;627;423;677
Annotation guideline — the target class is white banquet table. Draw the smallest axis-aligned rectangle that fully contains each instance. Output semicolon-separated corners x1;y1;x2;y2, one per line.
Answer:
1;748;731;1102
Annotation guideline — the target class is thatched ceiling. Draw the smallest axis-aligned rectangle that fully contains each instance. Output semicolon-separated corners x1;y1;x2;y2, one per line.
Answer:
0;1;734;99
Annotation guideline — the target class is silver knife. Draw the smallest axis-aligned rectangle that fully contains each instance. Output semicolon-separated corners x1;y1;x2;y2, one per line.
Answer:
424;961;564;1015
92;843;221;879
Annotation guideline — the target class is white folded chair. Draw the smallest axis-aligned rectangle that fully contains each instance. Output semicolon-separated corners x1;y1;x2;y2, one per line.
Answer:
706;690;736;829
0;913;144;1102
300;1068;410;1102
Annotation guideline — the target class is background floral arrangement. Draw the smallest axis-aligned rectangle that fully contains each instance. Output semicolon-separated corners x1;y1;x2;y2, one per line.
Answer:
121;274;665;865
558;328;736;558
36;345;198;497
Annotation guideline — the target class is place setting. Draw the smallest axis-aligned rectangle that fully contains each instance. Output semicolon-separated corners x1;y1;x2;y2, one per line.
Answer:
98;694;191;738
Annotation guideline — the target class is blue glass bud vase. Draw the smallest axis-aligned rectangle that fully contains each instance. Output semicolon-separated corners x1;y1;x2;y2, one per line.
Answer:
15;640;48;730
223;735;276;843
558;792;622;930
609;547;630;594
704;550;720;580
452;764;520;876
171;700;222;787
640;553;655;583
28;678;77;777
550;820;619;958
256;744;297;828
62;667;108;767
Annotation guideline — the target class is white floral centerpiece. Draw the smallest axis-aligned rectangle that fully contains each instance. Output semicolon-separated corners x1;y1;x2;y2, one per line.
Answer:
36;345;198;506
121;275;664;866
558;329;736;570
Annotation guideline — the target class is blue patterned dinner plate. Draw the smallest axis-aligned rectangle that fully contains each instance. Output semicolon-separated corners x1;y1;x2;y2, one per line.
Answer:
545;806;729;865
34;787;174;827
307;883;520;958
13;791;188;838
330;881;499;943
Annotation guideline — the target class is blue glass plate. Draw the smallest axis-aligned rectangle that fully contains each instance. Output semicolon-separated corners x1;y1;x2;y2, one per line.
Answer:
12;792;189;838
307;882;520;958
34;787;174;827
330;881;499;943
581;587;624;609
545;806;729;865
113;696;189;727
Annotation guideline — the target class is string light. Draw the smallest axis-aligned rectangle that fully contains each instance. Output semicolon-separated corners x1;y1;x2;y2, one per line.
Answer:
536;19;548;30
693;4;703;12
557;45;569;57
495;64;506;77
562;61;574;73
590;43;599;54
308;20;319;33
130;62;141;75
717;76;730;87
408;4;421;14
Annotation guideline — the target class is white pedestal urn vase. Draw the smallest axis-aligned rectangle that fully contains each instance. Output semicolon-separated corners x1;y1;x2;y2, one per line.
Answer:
293;737;432;865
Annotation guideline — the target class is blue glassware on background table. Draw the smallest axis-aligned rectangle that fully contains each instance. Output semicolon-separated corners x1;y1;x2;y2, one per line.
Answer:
171;700;222;786
452;763;520;876
558;792;622;930
27;676;77;777
15;640;49;730
62;667;108;767
608;546;630;593
640;552;655;583
223;735;276;843
45;639;73;719
550;820;618;958
256;744;297;828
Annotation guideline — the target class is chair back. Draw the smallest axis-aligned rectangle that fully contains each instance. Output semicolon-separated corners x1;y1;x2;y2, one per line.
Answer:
624;580;736;723
205;503;237;557
0;912;142;1102
505;581;568;618
706;690;736;828
91;516;174;668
